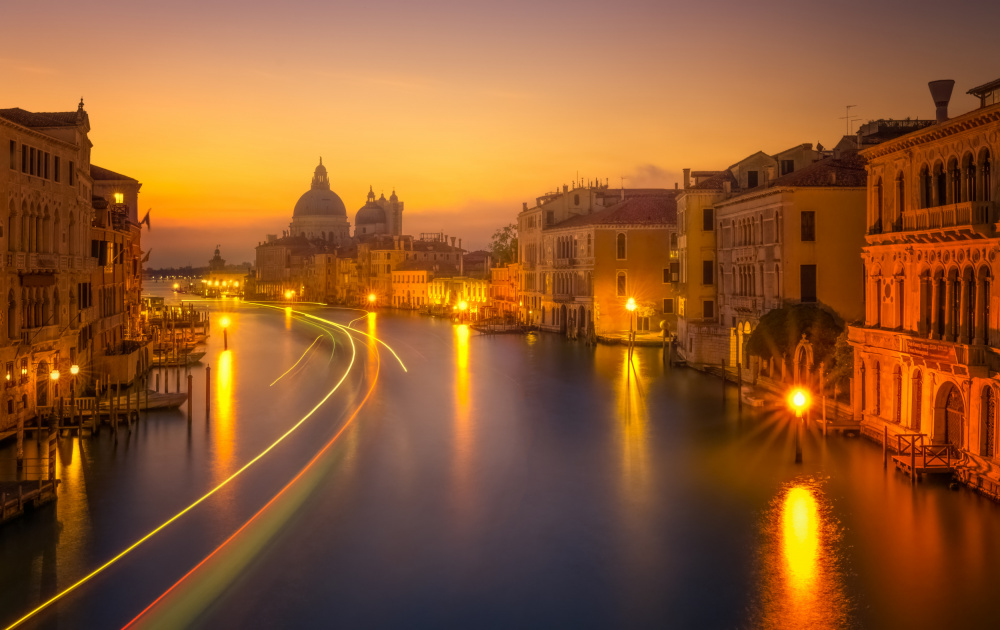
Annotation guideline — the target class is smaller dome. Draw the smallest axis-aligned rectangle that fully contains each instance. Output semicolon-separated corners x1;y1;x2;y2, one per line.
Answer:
356;203;386;225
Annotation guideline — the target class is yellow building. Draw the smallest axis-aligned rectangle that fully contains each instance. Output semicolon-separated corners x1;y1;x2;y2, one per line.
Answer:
538;193;679;338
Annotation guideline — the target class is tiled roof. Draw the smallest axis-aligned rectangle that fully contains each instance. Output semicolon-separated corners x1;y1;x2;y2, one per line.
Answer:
91;164;138;182
549;193;678;229
768;153;867;188
0;108;78;128
690;169;738;191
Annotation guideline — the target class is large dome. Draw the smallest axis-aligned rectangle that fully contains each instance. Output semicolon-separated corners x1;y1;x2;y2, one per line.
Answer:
293;159;347;218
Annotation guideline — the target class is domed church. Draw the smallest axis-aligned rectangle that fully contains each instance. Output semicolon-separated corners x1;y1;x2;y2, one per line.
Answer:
354;186;404;239
289;158;351;245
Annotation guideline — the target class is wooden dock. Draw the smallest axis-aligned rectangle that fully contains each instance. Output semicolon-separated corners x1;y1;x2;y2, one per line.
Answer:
889;433;955;480
0;480;58;523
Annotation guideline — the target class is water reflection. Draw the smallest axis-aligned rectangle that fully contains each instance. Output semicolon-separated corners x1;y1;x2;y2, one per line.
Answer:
751;480;848;629
213;350;234;481
284;306;293;330
452;324;472;521
618;350;648;491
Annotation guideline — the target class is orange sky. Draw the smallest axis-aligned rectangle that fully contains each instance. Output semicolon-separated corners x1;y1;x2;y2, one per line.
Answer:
5;0;998;266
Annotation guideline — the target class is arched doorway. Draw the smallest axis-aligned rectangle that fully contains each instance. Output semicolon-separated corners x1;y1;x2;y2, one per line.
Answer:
36;360;49;407
935;382;964;447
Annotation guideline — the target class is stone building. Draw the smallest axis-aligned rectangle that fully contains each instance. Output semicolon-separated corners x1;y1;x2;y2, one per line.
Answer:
0;101;147;434
715;152;868;370
535;193;680;338
354;187;403;239
849;78;999;486
675;145;823;366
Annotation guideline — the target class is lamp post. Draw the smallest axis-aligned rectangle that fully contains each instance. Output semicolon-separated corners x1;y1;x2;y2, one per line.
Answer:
50;369;61;428
221;316;230;350
788;387;811;463
625;297;637;359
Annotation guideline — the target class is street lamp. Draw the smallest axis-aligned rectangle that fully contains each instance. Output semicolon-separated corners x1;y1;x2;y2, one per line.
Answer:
221;316;231;350
172;282;180;291
285;289;295;301
788;387;811;463
626;297;637;358
368;293;377;306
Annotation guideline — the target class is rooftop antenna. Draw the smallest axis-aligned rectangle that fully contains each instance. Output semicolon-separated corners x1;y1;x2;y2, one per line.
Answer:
839;105;859;135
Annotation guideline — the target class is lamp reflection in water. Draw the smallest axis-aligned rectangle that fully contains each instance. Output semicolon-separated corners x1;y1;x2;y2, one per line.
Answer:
752;481;848;629
213;350;235;481
452;324;473;523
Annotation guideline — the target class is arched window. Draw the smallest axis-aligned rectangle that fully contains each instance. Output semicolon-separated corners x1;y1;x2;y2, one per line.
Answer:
980;149;992;202
895;173;905;228
920;165;932;208
894;365;902;423
586;234;592;256
874;178;884;232
873;362;881;415
949;157;961;204
934;161;947;206
983;387;996;458
860;362;867;411
616;233;626;260
964;153;977;202
574;194;580;206
616;271;627;297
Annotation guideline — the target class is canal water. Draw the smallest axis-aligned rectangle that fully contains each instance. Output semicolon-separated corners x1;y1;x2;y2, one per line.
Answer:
2;292;1000;629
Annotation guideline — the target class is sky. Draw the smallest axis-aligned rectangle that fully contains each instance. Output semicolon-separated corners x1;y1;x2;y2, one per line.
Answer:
4;0;999;267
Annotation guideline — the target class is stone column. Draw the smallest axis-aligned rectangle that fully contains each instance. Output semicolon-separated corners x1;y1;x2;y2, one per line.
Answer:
975;275;986;345
944;278;955;342
930;278;940;339
959;278;970;343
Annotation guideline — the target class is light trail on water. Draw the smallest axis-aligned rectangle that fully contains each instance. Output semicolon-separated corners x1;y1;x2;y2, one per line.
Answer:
121;324;384;628
269;335;323;386
3;305;365;630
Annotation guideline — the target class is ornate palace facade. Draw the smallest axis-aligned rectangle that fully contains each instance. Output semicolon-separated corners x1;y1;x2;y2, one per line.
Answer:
849;78;999;484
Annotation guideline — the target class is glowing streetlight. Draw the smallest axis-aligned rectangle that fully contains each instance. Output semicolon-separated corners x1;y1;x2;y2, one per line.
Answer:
368;293;377;304
788;387;812;463
626;297;638;358
172;283;180;291
50;370;60;381
70;364;80;376
284;290;295;300
458;300;468;311
625;297;637;312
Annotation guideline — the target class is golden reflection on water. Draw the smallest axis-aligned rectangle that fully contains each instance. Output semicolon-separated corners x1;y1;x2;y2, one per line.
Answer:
214;350;235;481
618;351;648;489
284;306;293;330
452;324;472;520
752;481;848;629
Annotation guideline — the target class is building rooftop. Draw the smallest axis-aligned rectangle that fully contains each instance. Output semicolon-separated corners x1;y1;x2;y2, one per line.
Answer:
91;164;138;182
0;107;79;128
549;193;679;229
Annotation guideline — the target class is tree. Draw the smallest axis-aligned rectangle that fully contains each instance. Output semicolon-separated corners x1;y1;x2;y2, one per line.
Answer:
746;303;844;369
489;223;518;266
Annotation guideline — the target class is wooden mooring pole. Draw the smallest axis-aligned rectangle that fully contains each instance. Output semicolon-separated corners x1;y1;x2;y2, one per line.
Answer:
205;365;211;420
883;425;888;467
187;374;193;422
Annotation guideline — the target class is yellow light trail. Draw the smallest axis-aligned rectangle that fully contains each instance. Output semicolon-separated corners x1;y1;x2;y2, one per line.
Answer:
269;335;323;387
4;310;359;630
123;330;384;628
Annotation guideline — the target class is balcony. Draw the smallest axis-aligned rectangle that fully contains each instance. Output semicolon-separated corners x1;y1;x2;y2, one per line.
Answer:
20;325;62;346
899;201;997;237
848;326;990;376
730;295;762;313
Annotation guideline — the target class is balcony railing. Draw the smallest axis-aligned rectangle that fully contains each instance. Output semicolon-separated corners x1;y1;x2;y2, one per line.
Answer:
730;295;762;312
901;200;996;232
849;325;988;369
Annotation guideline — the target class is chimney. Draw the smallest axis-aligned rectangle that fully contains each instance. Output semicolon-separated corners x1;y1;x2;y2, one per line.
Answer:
674;182;679;190
563;184;568;193
929;79;956;123
683;168;691;189
450;236;456;247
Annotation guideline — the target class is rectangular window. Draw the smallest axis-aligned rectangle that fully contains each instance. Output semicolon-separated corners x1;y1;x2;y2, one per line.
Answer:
663;298;674;314
747;170;759;188
663;268;669;284
8;141;14;170
29;147;35;175
616;272;627;297
801;264;817;302
703;300;715;319
801;211;815;241
637;316;650;332
703;208;714;231
69;161;75;185
702;260;714;285
780;159;794;175
21;145;27;172
54;156;60;182
670;261;680;283
44;152;49;179
616;233;626;260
